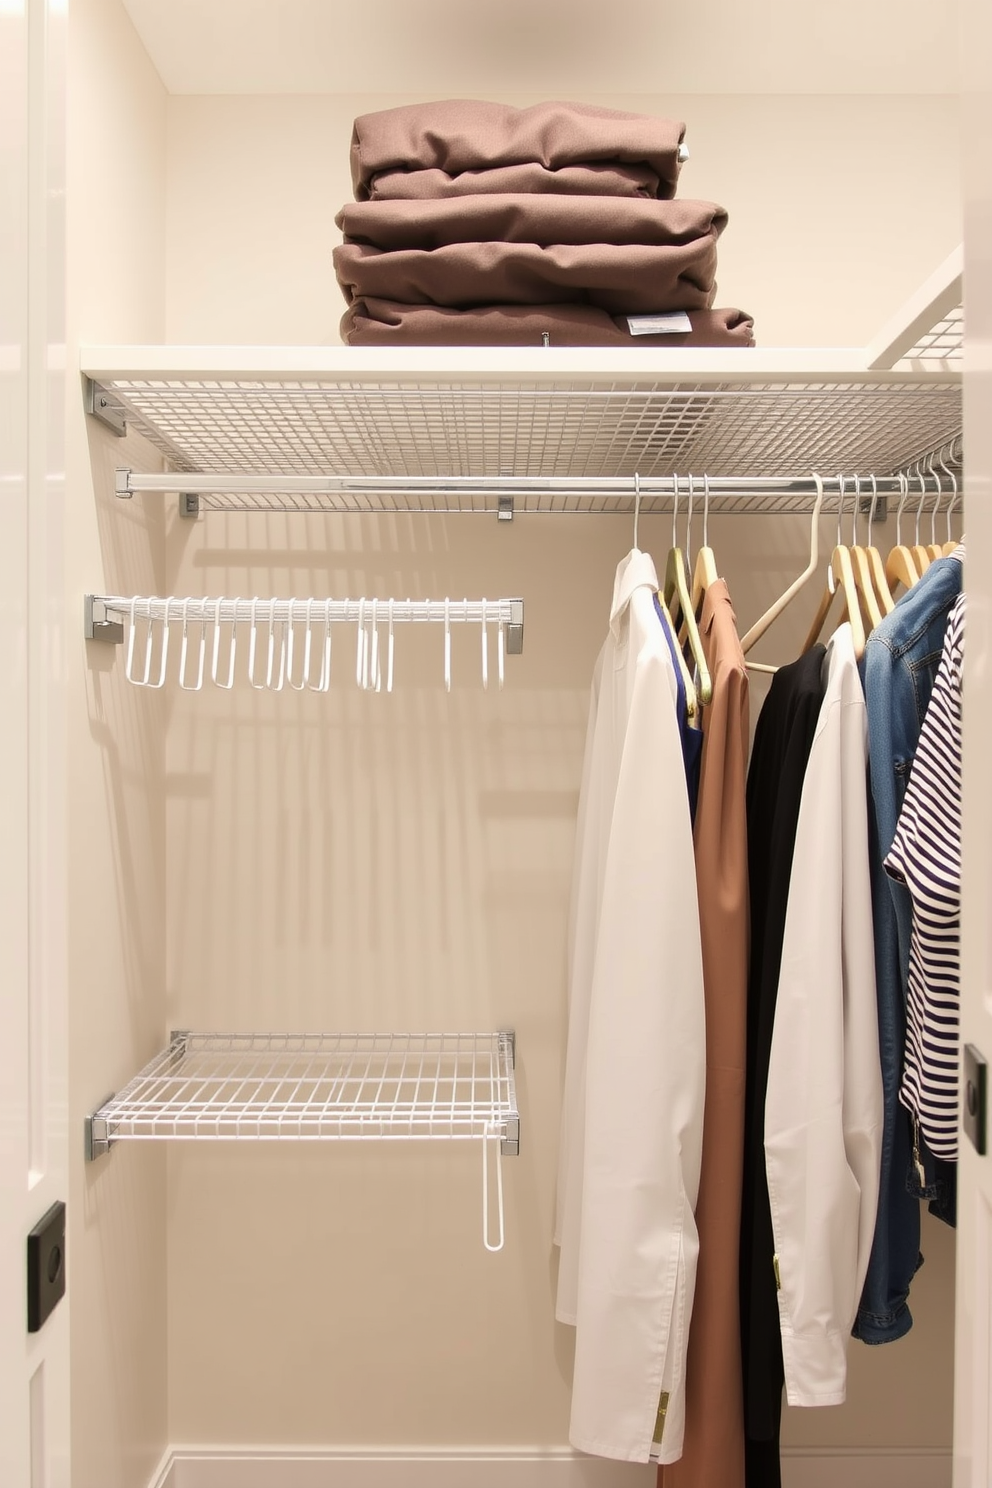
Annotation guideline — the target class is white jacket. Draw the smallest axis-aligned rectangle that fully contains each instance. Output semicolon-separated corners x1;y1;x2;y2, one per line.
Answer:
555;549;706;1463
764;623;883;1406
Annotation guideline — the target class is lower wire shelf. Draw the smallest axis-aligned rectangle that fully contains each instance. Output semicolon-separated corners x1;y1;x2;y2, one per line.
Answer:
85;1030;520;1160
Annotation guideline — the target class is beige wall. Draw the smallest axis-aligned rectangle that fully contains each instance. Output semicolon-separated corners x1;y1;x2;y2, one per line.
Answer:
67;2;169;1485
164;90;961;348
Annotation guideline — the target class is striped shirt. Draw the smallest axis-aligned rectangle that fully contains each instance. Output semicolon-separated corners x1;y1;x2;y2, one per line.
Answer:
885;594;965;1161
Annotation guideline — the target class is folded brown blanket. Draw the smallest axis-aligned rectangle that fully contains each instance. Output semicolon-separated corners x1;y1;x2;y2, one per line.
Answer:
333;238;719;315
337;196;727;252
366;161;662;201
340;300;755;348
351;100;685;201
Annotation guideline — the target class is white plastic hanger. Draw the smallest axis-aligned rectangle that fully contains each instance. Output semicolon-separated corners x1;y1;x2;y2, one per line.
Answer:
740;472;826;655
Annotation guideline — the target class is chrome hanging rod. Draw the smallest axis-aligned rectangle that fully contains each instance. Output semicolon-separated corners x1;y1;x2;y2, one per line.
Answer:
115;465;960;504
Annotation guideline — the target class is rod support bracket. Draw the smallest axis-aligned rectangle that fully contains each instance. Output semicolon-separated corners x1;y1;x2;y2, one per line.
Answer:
180;493;200;519
115;467;133;500
84;595;123;645
497;495;514;524
85;379;127;437
501;1115;520;1158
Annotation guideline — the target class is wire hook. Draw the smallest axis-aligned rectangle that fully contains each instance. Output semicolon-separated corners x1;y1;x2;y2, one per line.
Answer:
867;475;878;548
178;596;206;691
386;599;395;693
481;599;489;691
211;596;237;689
702;473;711;549
482;1130;505;1253
895;472;909;547
938;449;958;543
632;472;641;552
444;597;452;693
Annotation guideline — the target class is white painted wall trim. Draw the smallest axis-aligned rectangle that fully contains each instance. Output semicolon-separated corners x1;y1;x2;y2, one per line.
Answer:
148;1444;952;1488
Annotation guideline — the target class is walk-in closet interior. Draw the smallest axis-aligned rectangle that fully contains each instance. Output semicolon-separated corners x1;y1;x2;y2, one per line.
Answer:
62;2;970;1486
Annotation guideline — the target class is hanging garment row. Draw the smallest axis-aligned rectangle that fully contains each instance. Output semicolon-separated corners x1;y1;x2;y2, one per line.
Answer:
554;486;965;1488
84;594;524;692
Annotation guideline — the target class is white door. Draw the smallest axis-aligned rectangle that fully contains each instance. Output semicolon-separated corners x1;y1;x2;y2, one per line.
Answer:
954;0;992;1482
0;1;70;1486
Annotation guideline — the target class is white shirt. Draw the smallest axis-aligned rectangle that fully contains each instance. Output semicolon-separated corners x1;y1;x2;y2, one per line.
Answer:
764;623;883;1407
555;549;706;1463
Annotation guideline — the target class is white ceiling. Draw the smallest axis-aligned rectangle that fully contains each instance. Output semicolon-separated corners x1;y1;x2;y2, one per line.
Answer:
121;0;961;96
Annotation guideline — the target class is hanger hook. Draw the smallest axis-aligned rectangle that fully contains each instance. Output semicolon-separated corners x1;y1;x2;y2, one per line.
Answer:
927;451;943;544
896;471;909;546
867;474;878;548
685;473;694;568
852;473;861;547
836;473;845;549
914;462;927;546
632;472;641;552
672;473;680;550
702;473;710;549
938;447;958;542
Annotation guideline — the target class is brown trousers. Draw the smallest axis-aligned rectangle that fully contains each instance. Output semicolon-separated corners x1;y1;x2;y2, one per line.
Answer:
337;195;727;251
333;238;719;314
350;99;685;200
340;300;755;348
661;580;749;1488
365;161;662;201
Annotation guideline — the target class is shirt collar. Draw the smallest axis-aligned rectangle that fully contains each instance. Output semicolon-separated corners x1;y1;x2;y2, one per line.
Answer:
610;548;660;638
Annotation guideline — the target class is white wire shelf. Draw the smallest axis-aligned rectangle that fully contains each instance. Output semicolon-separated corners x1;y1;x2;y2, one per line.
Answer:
81;342;962;517
86;1031;520;1157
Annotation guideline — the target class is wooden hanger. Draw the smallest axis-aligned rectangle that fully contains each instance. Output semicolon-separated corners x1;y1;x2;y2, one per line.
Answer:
740;473;826;655
845;477;883;633
656;590;698;721
803;478;867;659
885;473;921;595
664;476;712;706
859;477;895;616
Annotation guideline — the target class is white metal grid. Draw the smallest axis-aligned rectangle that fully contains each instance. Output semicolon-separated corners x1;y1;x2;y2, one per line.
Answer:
88;1032;519;1147
897;305;963;366
94;375;963;514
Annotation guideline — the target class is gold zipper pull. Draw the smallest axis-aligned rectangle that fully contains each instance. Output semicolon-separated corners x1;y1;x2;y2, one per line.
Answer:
772;1253;782;1290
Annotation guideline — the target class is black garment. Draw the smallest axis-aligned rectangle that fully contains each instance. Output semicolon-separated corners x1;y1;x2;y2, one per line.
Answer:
740;647;827;1488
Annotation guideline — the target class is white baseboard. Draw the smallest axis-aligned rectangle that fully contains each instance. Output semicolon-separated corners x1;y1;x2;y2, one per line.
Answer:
150;1444;952;1488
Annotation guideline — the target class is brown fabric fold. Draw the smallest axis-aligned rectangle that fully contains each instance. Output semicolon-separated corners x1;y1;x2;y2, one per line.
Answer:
340;300;755;348
367;161;661;201
337;196;727;252
659;581;749;1488
350;99;685;201
333;238;719;315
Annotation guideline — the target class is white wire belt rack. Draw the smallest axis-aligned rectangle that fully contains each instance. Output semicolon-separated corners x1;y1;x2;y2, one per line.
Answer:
84;594;524;692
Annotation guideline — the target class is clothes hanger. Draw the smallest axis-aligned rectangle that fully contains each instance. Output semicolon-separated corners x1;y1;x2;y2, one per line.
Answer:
739;471;825;656
924;454;945;563
861;474;895;616
802;474;867;659
663;474;712;706
910;467;933;577
940;451;961;557
688;473;719;617
885;472;921;594
847;474;883;633
638;473;698;719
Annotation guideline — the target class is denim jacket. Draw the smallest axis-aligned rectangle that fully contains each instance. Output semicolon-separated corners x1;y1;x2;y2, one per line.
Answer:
854;554;963;1344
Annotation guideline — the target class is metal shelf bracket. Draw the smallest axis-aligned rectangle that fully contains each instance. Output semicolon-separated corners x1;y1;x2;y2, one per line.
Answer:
85;379;127;437
84;1097;115;1161
84;595;123;645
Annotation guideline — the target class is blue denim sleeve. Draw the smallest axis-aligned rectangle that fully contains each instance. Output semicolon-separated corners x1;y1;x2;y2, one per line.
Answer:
853;638;921;1343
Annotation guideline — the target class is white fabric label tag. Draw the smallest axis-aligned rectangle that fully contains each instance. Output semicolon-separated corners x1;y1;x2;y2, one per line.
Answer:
626;312;693;336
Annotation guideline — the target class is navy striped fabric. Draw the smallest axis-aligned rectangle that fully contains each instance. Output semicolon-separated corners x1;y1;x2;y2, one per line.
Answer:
885;593;965;1161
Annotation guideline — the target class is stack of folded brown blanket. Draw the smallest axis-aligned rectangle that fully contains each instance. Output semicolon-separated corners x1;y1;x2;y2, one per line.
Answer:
334;100;754;348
